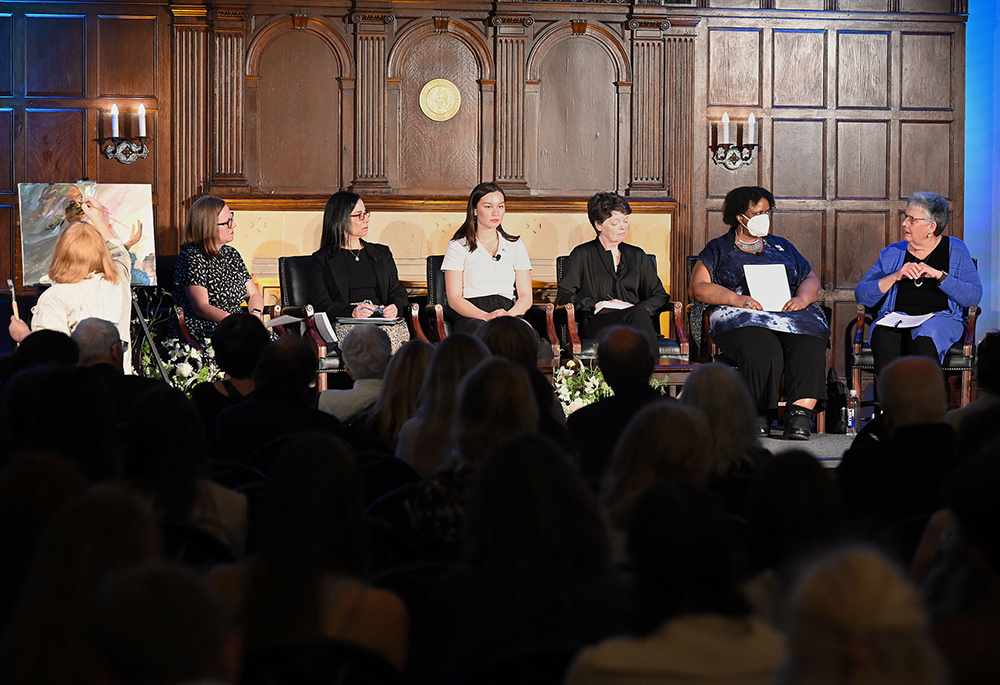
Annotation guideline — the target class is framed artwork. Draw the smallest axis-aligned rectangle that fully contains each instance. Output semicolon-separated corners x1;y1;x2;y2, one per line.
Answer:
17;182;157;286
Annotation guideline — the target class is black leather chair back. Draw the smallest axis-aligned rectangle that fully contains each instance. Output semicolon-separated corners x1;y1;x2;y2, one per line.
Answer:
278;255;313;308
426;255;446;308
156;254;178;289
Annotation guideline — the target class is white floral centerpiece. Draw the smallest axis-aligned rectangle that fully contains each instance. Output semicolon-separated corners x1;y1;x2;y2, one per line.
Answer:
140;338;223;393
553;360;613;415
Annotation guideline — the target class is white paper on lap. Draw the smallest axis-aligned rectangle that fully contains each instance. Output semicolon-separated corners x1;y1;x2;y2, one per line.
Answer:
743;264;792;311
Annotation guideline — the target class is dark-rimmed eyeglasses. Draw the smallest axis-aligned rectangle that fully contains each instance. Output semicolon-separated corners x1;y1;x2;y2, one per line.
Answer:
900;211;928;225
217;212;235;228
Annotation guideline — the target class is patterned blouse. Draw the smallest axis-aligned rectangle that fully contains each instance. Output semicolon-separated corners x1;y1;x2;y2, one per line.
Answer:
697;228;829;340
172;243;251;344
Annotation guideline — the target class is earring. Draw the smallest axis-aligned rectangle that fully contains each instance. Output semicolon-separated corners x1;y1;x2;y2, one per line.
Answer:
927;232;933;239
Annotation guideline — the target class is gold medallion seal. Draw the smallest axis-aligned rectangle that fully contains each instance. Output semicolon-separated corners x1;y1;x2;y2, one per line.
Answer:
419;79;462;122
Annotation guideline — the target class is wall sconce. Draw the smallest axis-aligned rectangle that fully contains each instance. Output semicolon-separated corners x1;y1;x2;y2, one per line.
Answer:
103;104;149;165
711;113;757;171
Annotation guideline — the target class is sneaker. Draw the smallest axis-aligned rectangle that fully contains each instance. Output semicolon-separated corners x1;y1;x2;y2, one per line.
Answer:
783;408;812;441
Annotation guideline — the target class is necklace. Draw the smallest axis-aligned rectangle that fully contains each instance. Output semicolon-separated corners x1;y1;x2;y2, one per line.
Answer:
346;246;362;262
736;235;762;252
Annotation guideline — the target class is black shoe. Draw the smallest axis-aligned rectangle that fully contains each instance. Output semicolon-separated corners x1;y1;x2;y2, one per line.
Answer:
783;407;812;441
756;416;771;437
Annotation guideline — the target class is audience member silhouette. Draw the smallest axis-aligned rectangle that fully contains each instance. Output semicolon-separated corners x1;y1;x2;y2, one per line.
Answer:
743;449;844;627
207;433;408;671
427;434;623;685
318;324;393;422
566;480;784;685
124;385;248;556
837;356;957;539
0;328;79;382
91;562;239;685
346;339;433;454
777;547;945;685
567;326;666;484
395;334;490;478
190;313;270;447
215;335;341;462
0;486;161;685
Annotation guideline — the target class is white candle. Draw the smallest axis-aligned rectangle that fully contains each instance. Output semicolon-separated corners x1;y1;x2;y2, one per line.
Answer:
720;112;731;146
138;104;146;138
111;104;119;139
747;113;756;145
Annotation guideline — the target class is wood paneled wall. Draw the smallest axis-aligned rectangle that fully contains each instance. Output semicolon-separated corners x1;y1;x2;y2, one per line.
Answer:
0;0;968;372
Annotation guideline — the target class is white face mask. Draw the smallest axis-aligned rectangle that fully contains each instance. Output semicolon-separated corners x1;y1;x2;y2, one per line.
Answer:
742;213;770;238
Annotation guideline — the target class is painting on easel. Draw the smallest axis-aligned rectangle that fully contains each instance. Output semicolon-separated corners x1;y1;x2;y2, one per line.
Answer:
17;183;157;286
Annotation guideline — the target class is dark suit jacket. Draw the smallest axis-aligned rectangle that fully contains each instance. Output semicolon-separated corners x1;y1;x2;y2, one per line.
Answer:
557;239;668;330
310;241;409;319
215;397;342;464
79;363;166;428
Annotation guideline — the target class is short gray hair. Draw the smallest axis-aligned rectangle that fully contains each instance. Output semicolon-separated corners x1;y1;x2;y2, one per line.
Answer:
907;192;949;235
341;324;392;380
71;318;121;365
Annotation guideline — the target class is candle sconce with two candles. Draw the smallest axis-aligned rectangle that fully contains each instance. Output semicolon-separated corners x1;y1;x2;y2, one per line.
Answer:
103;104;149;165
711;113;758;171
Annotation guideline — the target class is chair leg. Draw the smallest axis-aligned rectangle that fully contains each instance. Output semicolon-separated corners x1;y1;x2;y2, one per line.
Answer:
961;369;972;408
316;372;328;393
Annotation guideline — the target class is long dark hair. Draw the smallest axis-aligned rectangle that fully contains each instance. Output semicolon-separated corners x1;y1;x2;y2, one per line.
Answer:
451;182;517;253
320;191;361;250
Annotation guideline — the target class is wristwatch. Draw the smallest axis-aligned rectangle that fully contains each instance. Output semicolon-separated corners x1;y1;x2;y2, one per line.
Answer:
937;271;948;284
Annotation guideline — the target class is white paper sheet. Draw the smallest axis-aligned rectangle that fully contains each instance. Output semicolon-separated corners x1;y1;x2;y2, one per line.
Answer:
743;264;791;311
873;312;935;329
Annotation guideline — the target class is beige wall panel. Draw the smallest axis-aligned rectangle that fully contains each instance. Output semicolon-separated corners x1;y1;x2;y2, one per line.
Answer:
708;28;761;107
705;0;758;9
772;119;825;199
25;15;86;97
836;120;888;199
25;109;84;183
257;31;340;192
0;109;11;193
98;16;156;97
840;0;890;10
901;33;952;110
775;210;824;278
399;33;479;192
536;38;616;193
900;0;954;12
837;31;889;109
774;0;825;9
834;210;890;290
900;121;951;199
773;29;826;108
0;15;12;96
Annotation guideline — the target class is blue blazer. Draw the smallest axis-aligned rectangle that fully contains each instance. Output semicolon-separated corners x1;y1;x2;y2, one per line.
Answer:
854;237;982;360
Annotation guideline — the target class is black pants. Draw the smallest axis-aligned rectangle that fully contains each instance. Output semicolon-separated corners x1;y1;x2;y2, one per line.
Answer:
869;326;939;376
581;306;659;355
450;295;516;336
714;327;827;415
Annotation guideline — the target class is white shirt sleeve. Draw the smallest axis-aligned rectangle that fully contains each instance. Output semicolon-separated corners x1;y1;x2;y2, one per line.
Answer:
441;239;468;271
511;239;532;271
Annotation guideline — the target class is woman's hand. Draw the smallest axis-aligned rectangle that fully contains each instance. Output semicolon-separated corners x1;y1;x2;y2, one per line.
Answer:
485;308;509;320
912;262;945;281
894;262;924;283
782;296;809;312
742;297;763;311
8;315;29;342
352;302;376;318
80;198;115;240
382;304;398;319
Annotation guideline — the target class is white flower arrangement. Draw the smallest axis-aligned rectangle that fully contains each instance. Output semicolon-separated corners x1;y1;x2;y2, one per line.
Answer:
140;338;223;393
552;359;673;415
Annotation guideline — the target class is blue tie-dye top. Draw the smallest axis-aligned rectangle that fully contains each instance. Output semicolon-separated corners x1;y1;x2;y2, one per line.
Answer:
697;228;829;340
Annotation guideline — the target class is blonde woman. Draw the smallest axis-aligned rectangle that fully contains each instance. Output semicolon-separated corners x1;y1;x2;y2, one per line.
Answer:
171;195;264;345
9;197;131;347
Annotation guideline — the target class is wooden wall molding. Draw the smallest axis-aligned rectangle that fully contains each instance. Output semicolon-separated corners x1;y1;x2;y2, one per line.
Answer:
387;18;494;80
172;17;209;246
210;13;250;190
526;20;632;83
246;15;354;77
352;14;394;191
493;22;529;187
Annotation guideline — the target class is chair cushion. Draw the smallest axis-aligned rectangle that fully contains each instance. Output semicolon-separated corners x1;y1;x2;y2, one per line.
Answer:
575;337;683;360
852;342;971;372
318;355;343;372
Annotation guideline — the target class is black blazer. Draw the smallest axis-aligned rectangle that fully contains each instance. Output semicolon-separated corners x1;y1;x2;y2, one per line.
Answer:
310;241;410;319
557;239;668;323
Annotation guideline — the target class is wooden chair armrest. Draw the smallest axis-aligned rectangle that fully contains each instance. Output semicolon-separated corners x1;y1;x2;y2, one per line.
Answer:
853;304;867;353
301;304;328;358
963;305;979;355
701;306;720;356
554;304;582;356
175;306;203;351
527;302;559;359
407;302;430;343
424;303;447;343
670;301;689;356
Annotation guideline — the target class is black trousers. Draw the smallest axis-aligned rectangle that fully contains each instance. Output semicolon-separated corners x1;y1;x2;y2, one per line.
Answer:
714;327;827;415
869;326;939;376
450;295;516;335
581;306;659;355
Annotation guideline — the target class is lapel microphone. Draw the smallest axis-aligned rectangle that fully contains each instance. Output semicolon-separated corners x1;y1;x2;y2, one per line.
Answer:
493;253;501;262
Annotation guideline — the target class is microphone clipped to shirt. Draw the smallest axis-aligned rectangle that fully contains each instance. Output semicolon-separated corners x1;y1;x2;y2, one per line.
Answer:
493;253;501;262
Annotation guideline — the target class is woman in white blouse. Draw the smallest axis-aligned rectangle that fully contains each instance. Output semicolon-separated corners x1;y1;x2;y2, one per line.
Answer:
442;182;533;335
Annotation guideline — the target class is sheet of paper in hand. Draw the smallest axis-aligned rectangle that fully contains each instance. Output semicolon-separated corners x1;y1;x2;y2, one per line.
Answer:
743;264;791;311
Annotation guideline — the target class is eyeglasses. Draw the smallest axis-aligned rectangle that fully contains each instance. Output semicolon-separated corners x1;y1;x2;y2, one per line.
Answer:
217;212;235;228
901;211;928;225
351;210;372;221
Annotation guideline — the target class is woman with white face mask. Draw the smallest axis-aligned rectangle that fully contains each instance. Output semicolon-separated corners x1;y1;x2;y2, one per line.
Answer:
690;186;829;440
